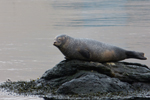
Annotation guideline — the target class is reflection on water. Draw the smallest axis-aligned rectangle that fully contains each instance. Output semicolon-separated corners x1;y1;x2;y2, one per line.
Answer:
0;0;150;99
53;0;128;27
52;0;150;27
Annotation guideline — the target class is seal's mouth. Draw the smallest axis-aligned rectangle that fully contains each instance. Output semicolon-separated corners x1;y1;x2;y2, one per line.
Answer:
53;42;57;46
53;39;57;46
53;41;60;47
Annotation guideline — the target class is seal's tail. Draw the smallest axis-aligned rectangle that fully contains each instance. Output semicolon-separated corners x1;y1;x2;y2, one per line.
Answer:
126;51;147;60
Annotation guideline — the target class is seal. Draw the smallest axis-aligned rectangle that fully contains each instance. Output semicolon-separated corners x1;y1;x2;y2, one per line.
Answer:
53;34;147;62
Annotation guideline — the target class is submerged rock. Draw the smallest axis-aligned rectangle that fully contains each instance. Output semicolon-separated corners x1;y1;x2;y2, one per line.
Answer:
1;60;150;100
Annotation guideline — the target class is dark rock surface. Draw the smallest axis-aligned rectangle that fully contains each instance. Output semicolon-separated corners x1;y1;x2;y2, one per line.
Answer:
57;73;132;94
37;60;150;95
1;60;150;100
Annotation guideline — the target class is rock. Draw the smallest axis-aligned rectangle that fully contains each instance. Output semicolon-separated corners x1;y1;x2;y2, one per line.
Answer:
37;60;150;94
1;60;150;100
41;60;150;83
57;72;133;94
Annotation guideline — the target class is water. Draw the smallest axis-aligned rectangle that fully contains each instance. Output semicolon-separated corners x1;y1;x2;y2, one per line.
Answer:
0;0;150;99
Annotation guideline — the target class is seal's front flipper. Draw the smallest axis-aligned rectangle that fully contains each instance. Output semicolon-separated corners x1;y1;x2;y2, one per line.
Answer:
78;49;90;59
126;51;147;60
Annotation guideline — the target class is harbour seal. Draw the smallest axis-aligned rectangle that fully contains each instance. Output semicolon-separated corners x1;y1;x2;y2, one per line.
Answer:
53;34;147;62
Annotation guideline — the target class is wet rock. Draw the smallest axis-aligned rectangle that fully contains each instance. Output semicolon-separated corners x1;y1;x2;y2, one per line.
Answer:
1;60;150;100
37;60;150;95
57;72;133;94
40;60;150;83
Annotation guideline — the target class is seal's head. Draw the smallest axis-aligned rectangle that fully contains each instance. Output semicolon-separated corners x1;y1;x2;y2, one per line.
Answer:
53;34;68;48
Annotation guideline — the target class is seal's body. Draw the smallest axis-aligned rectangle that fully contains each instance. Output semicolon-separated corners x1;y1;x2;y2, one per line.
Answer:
53;35;147;62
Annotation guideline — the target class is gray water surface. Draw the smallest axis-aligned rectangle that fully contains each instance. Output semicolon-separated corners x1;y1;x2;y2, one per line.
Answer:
0;0;150;99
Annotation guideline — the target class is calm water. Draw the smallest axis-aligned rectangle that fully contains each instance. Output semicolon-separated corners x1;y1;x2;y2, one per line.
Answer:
0;0;150;99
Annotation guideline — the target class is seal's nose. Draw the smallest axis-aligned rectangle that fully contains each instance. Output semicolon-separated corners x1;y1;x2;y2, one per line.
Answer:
53;41;58;46
53;42;56;45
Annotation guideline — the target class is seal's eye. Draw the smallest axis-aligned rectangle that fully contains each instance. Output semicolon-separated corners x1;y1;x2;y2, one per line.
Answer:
57;38;61;41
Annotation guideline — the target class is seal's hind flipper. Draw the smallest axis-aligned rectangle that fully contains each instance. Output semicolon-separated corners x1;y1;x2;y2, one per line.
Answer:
78;49;90;59
126;51;147;60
